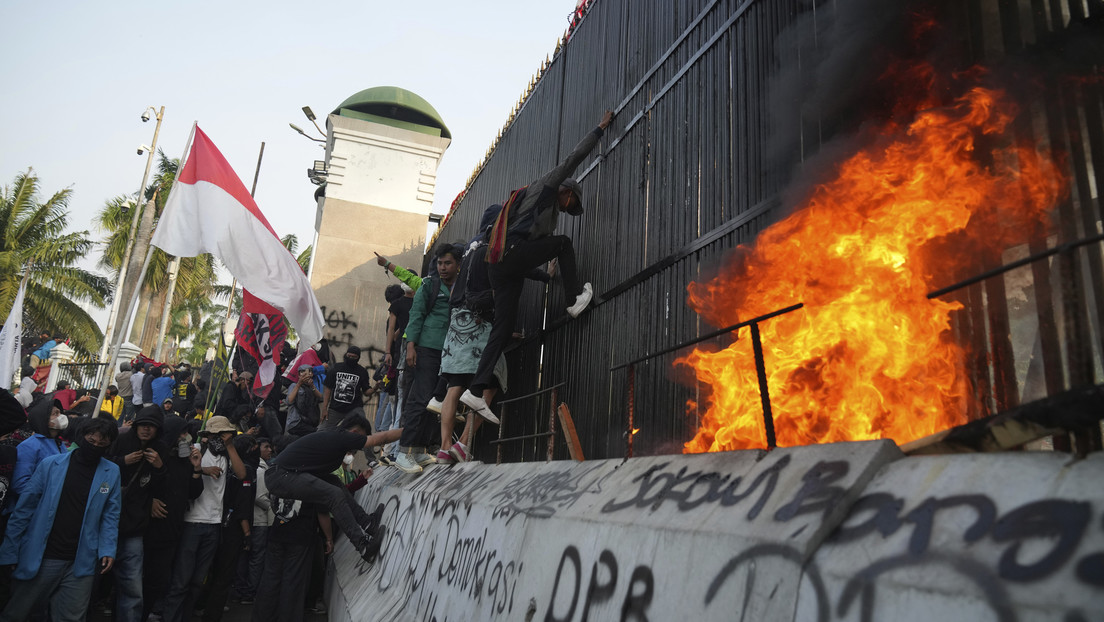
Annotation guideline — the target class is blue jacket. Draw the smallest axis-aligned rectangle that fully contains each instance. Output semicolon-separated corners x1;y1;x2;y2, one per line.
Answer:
32;340;56;360
0;452;121;580
151;377;176;406
13;434;65;494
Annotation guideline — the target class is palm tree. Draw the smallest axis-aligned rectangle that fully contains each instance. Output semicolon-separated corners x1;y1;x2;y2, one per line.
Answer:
0;169;111;356
165;296;227;364
280;233;313;274
95;153;221;354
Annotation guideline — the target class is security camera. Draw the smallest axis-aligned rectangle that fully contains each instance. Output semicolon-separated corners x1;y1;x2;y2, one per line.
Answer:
138;144;151;155
141;110;152;122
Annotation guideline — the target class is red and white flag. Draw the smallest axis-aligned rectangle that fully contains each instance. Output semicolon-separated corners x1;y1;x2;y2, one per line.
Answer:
152;125;324;349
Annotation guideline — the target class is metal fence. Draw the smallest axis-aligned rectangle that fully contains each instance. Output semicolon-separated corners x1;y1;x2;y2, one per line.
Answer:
434;0;1104;462
55;363;111;392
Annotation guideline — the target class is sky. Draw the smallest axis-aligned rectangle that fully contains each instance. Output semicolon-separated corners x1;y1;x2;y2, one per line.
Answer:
0;0;580;328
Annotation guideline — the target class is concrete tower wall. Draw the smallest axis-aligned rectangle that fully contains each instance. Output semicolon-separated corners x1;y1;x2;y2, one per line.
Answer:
310;112;450;358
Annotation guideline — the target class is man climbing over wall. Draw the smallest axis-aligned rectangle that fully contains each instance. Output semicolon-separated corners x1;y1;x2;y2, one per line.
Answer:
462;109;614;418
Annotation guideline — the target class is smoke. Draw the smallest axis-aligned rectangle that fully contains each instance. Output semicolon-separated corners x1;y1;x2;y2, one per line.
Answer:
765;0;929;186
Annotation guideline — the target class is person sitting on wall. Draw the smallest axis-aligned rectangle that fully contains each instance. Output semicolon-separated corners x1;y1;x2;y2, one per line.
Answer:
463;109;614;418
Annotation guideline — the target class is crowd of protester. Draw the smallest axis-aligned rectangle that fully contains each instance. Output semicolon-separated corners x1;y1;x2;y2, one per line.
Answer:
0;347;390;621
0;109;613;621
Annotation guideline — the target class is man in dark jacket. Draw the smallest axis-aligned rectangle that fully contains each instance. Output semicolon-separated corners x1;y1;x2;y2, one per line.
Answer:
464;110;613;418
141;363;157;407
143;416;202;621
215;371;255;425
107;406;169;622
195;435;258;622
265;415;393;564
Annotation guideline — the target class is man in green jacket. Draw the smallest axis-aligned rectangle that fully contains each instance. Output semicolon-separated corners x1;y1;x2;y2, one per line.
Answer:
393;244;462;474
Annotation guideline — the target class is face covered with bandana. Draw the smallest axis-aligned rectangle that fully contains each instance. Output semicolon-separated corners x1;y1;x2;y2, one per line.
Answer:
73;431;111;465
206;431;233;456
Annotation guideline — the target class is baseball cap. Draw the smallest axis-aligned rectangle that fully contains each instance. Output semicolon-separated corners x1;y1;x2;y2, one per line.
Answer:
560;178;584;215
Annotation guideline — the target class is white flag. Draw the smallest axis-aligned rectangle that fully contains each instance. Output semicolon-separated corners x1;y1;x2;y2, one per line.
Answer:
152;125;324;348
0;281;26;389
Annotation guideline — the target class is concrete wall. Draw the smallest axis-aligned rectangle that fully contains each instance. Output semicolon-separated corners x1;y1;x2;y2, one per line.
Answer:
309;114;450;355
324;443;1104;620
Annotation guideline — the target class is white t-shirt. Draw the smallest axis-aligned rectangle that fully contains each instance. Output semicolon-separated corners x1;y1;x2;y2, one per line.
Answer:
16;377;36;408
253;461;273;527
184;451;228;524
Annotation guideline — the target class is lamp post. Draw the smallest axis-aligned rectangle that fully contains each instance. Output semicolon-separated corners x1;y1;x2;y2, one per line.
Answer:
99;105;165;362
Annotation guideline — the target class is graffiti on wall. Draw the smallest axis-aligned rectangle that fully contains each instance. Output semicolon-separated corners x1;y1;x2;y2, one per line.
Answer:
338;455;1104;622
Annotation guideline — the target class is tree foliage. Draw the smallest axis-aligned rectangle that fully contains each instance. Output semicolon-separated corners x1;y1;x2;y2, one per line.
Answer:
0;170;110;357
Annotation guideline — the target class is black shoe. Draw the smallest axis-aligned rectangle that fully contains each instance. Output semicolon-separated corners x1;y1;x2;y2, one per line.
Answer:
359;503;384;536
357;525;385;564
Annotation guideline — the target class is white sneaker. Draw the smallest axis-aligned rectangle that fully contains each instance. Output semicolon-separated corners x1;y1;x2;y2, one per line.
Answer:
426;397;444;414
394;453;423;474
567;282;594;318
460;390;499;424
413;452;437;466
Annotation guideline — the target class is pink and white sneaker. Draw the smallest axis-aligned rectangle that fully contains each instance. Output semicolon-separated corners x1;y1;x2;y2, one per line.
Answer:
436;449;455;464
449;441;470;463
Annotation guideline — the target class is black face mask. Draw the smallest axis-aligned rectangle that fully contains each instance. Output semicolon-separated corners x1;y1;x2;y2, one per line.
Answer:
73;439;107;465
208;436;227;456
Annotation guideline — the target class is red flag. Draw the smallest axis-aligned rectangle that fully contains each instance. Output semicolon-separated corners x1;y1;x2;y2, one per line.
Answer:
234;312;288;398
152;125;324;347
282;348;324;382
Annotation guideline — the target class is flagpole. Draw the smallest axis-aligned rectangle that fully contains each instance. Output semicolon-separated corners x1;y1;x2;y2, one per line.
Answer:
100;106;166;363
221;142;266;330
94;123;196;418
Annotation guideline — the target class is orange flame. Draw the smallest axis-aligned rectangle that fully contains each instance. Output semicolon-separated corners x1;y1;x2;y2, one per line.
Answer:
680;65;1065;453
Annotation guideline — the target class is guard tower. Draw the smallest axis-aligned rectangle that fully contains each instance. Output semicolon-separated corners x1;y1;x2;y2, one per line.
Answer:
309;86;451;357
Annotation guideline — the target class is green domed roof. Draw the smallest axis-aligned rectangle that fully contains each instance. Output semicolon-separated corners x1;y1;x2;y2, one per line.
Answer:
332;86;450;139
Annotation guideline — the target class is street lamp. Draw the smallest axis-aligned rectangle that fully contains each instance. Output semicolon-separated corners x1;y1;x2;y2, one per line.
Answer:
99;106;165;363
289;123;325;143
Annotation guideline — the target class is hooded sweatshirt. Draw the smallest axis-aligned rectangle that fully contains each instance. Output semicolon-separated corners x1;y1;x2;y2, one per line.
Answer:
109;406;168;537
145;415;203;545
12;399;66;495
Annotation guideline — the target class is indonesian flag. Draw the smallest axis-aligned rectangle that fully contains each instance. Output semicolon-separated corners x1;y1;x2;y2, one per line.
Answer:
152;125;324;349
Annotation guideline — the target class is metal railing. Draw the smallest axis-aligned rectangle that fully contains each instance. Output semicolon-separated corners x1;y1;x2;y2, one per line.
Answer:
610;303;802;454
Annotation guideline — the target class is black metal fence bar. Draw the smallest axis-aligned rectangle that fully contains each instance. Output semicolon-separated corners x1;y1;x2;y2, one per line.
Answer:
927;231;1104;300
609;302;803;371
494;382;567;406
490;432;555;445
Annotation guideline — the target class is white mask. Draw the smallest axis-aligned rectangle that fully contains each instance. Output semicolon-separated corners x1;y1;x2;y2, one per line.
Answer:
50;414;69;431
342;454;354;466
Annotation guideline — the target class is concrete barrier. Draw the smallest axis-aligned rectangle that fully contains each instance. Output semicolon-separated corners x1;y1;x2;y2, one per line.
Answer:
324;443;1103;621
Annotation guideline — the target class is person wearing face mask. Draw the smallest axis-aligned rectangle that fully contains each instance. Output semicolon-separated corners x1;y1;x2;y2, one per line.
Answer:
12;398;68;499
319;346;373;431
194;435;258;622
143;416;203;622
231;438;273;605
0;417;121;622
106;406;168;622
215;371;256;426
160;416;245;622
265;415;396;565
